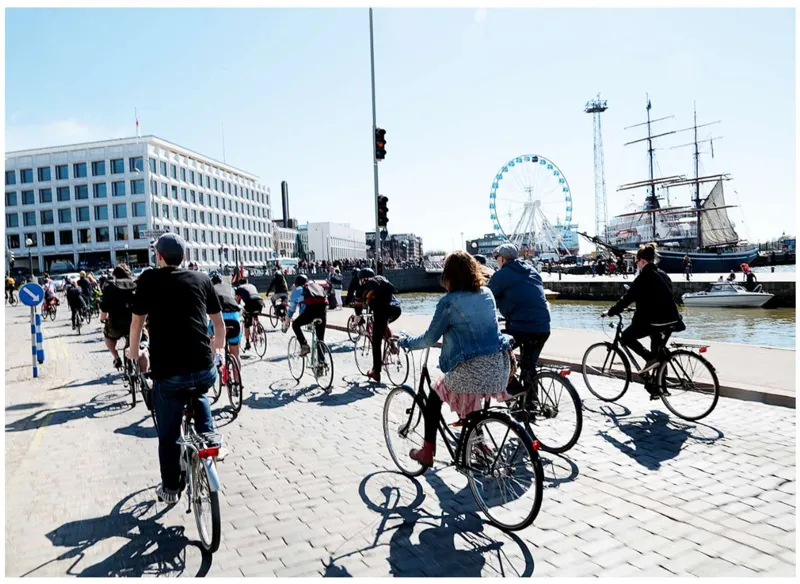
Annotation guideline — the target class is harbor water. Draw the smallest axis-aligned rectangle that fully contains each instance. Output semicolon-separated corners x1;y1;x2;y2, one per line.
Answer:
397;293;796;350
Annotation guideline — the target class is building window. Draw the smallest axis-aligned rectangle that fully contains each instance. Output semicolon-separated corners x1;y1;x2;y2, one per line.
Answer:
95;226;110;243
20;168;34;183
111;159;124;174
162;204;169;217
161;183;168;198
198;173;204;187
42;231;56;247
132;201;146;217
58;208;72;223
131;179;145;195
133;224;146;240
112;181;126;197
59;230;73;245
6;191;17;206
37;166;51;182
75;228;89;244
189;170;195;184
39;188;53;203
22;190;35;205
114;225;128;241
170;164;177;179
55;164;68;180
73;163;87;178
192;191;197;204
23;211;36;226
180;167;186;182
192;210;197;222
150;180;158;195
24;233;38;246
192;229;198;241
206;176;211;189
113;203;127;219
56;186;70;202
6;213;19;228
92;161;106;176
184;228;190;240
182;208;188;222
181;188;187;201
76;207;90;222
172;207;179;220
93;183;108;198
129;157;144;173
152;202;159;217
201;230;206;243
8;234;20;248
40;210;54;225
160;160;167;176
95;206;108;221
149;157;157;173
213;178;218;191
171;185;178;199
5;170;16;185
75;185;89;200
199;192;204;206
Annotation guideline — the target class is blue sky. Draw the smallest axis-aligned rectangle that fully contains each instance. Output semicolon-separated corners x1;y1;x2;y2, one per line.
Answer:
4;7;796;253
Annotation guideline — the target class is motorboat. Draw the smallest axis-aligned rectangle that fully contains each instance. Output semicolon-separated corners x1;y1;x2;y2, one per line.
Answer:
681;282;773;308
544;289;560;301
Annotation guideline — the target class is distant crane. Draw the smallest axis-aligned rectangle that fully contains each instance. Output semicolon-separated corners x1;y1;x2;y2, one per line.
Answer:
585;94;609;246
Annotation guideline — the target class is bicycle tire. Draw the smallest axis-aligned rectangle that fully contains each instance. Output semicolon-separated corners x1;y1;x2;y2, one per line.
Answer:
210;368;223;404
464;412;543;531
382;386;427;477
657;350;720;421
227;356;243;414
75;314;82;335
9;294;18;307
354;334;372;376
253;321;268;359
268;304;279;329
287;336;305;381
383;343;410;387
313;341;335;390
581;342;631;402
192;455;221;553
129;363;138;408
520;371;582;455
50;305;57;321
347;314;362;343
84;308;92;325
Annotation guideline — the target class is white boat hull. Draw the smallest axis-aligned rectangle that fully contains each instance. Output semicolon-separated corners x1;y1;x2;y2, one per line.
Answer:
681;292;773;308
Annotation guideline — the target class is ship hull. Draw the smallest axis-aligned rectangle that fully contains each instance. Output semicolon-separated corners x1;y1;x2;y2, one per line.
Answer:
656;247;759;274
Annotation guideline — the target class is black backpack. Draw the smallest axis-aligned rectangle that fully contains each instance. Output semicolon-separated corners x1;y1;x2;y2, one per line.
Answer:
105;279;137;327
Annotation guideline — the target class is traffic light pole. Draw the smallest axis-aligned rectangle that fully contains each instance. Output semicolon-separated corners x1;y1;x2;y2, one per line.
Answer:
369;7;382;274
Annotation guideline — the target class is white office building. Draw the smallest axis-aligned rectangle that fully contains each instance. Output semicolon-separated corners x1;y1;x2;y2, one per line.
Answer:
307;222;368;262
5;135;273;272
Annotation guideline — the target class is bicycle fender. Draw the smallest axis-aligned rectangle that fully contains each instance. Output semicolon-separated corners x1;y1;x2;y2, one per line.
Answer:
203;458;221;492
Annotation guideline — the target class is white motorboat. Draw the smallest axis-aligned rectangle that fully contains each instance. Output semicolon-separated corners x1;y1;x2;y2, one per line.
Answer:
682;282;773;308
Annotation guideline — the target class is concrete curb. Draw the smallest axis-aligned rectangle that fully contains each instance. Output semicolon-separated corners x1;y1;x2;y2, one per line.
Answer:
327;324;795;410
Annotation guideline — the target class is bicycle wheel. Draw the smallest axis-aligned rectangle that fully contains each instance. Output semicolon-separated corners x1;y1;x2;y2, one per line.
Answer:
128;363;138;407
75;314;82;335
191;455;221;553
347;314;362;343
465;414;543;531
383;343;410;387
50;305;57;321
10;293;18;307
253;321;268;359
84;307;92;325
657;350;720;421
287;336;305;381
227;356;243;414
313;341;335;390
268;304;279;329
210;367;222;404
382;386;427;477
354;334;373;376
520;371;582;455
581;342;631;402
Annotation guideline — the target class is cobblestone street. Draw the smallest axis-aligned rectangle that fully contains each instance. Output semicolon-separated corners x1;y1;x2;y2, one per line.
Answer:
4;304;796;577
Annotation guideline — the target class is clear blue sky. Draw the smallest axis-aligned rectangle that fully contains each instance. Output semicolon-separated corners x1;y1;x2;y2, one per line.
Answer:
5;7;796;253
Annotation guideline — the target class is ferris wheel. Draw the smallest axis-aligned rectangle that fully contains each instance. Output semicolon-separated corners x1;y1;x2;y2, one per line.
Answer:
488;154;574;256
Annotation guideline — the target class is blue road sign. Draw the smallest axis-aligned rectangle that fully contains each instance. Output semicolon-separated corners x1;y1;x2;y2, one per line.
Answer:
273;252;279;258
19;282;44;307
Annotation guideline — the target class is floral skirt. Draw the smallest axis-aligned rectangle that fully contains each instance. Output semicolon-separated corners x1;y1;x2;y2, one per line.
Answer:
432;351;511;419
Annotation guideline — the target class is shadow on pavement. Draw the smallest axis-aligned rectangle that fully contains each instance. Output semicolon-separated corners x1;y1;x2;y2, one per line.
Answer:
61;372;120;390
308;380;377;407
241;379;317;410
115;415;158;439
540;453;579;489
324;471;535;577
20;487;212;577
598;409;724;470
581;397;632;419
5;389;131;433
5;402;46;411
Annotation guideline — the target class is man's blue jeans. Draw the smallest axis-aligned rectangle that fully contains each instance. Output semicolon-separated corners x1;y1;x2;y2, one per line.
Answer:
153;367;217;492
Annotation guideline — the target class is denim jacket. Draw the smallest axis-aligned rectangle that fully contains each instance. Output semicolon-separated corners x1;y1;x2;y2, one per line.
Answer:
286;286;306;318
399;287;512;374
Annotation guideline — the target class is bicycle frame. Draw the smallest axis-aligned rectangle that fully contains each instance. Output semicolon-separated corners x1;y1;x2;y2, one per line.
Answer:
606;314;674;376
178;410;222;499
304;320;322;370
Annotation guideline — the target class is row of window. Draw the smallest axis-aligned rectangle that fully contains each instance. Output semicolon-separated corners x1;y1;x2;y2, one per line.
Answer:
7;225;148;249
6;180;145;206
148;157;264;203
6;203;146;228
151;223;270;250
148;180;270;219
5;158;144;186
150;202;268;233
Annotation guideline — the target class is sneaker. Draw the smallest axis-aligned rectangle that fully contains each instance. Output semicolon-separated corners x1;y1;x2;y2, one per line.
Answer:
113;357;122;370
244;342;251;352
639;359;660;374
155;483;180;504
299;344;311;357
216;447;230;462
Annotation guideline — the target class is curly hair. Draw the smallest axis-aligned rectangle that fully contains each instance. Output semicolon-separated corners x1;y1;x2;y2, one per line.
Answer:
441;250;485;292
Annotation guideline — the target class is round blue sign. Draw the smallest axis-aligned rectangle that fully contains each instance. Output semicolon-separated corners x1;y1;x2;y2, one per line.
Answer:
20;282;44;307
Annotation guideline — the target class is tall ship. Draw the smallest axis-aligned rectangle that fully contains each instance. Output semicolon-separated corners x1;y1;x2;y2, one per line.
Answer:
605;98;758;273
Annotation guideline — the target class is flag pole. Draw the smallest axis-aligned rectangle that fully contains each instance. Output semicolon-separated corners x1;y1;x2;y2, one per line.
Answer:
135;107;140;142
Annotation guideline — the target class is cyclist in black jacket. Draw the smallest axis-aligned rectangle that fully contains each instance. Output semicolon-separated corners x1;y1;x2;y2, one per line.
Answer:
604;243;683;375
266;270;289;317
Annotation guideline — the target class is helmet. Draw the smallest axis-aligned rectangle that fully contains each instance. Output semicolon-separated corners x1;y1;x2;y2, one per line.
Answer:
295;274;308;287
359;268;375;280
209;271;222;285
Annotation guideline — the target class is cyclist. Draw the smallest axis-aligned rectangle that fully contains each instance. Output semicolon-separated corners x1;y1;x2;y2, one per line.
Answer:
6;275;16;303
43;278;58;310
234;278;265;352
129;233;225;504
266;269;290;318
359;268;402;383
487;243;550;395
77;271;93;303
345;268;363;310
99;264;138;369
66;278;87;329
208;271;243;381
603;242;683;389
398;251;513;468
284;274;327;371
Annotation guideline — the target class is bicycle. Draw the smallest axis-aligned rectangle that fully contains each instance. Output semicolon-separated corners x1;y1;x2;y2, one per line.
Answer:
118;336;151;411
353;318;410;387
90;293;102;318
382;345;544;531
245;312;268;359
287;318;335;391
177;399;223;553
42;299;58;321
267;296;288;329
210;327;244;414
581;310;720;421
72;307;86;335
346;307;370;343
6;289;18;306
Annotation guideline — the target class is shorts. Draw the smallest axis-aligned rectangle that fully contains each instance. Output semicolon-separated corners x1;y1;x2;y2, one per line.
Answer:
208;311;242;345
244;300;265;327
104;320;130;341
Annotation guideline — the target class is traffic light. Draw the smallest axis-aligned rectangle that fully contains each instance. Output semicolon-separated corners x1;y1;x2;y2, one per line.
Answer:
377;195;389;227
375;128;386;161
9;251;15;269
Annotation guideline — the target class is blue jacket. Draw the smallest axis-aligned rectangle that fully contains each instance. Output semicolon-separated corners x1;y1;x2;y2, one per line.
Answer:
399;287;512;374
487;259;550;334
286;286;306;318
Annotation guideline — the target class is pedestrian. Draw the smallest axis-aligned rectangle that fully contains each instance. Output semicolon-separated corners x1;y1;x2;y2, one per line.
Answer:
682;254;692;282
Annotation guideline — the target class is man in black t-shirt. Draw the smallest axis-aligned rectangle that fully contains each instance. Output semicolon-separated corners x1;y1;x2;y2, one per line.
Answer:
235;279;265;352
130;233;226;505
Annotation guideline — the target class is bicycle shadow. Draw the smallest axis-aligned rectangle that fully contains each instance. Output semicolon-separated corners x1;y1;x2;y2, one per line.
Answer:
19;487;212;577
115;415;158;439
61;372;120;390
242;379;318;410
539;453;580;489
5;389;130;433
581;397;632;419
5;402;46;411
598;409;724;470
307;382;375;407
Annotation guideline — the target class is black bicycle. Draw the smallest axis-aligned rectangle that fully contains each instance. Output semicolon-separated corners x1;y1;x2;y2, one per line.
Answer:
382;346;544;531
581;309;720;421
6;288;18;306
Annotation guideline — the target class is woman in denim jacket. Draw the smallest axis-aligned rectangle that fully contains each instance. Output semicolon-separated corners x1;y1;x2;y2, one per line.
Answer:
398;251;513;468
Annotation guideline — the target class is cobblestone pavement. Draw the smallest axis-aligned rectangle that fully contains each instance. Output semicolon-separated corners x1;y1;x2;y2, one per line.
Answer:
4;304;796;577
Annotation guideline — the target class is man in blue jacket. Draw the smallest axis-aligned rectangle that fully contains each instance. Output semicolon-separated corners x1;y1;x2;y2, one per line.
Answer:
487;243;551;394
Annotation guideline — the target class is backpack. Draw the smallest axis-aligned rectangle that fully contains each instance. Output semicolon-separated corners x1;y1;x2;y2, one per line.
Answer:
105;279;137;327
302;281;327;305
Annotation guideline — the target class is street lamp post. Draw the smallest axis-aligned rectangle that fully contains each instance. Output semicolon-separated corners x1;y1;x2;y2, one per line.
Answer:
124;243;129;267
25;237;34;281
